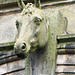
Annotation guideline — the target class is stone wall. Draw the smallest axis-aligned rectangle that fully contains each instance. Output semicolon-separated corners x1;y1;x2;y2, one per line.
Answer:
0;0;17;4
0;1;75;75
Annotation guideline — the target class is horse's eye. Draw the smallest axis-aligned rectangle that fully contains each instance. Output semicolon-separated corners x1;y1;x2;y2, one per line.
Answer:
34;17;42;25
16;20;19;29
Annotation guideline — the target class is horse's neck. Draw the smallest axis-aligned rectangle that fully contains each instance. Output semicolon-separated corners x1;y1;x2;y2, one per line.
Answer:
25;10;66;75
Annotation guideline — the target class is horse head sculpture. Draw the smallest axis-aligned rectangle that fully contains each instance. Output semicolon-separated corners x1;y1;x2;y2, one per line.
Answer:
14;0;48;58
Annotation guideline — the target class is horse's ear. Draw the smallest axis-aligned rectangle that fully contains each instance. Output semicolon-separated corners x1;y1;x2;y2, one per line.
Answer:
18;0;25;10
34;0;41;9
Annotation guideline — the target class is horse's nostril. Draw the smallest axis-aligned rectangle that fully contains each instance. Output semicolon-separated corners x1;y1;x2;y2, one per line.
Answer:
22;43;26;49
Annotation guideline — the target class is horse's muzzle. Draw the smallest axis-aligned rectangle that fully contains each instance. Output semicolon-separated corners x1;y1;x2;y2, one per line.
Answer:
14;43;28;58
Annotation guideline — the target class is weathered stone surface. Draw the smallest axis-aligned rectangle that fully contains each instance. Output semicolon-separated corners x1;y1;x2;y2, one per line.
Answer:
44;4;75;34
0;14;19;43
57;42;75;49
7;60;25;72
56;66;75;72
8;70;25;75
56;73;75;75
0;64;7;74
57;42;75;54
57;55;75;65
0;0;17;4
0;59;25;74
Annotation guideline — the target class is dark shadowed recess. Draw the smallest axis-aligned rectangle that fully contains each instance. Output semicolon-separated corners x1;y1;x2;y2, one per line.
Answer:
0;0;72;9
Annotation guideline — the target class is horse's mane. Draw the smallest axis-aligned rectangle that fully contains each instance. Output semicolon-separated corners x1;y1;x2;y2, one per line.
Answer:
21;3;35;16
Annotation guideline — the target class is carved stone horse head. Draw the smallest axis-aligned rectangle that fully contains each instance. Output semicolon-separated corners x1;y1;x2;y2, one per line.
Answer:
14;0;48;58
